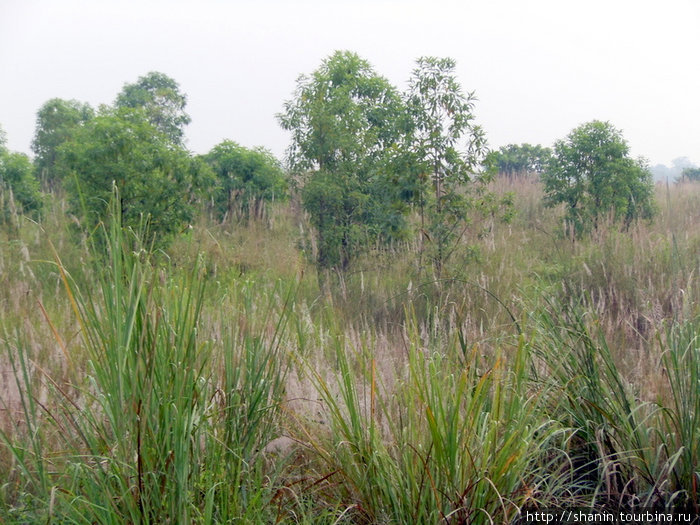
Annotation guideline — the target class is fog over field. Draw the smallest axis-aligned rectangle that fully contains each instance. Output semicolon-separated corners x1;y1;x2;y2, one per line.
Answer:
1;0;698;167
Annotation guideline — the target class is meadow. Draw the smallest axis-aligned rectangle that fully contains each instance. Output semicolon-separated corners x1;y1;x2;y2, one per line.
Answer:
1;178;698;523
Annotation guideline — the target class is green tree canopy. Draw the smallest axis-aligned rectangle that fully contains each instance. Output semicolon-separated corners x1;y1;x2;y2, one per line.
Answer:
59;108;207;245
542;120;655;237
1;125;43;224
278;50;408;271
31;98;94;189
483;143;552;178
204;141;287;222
115;72;191;145
680;167;700;182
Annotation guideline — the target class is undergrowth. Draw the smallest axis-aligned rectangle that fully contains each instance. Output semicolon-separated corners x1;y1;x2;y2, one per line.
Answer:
1;181;698;522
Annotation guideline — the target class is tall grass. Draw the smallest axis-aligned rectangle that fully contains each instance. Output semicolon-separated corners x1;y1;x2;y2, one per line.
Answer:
298;307;570;524
1;180;698;522
531;294;660;506
659;316;700;510
0;197;293;523
531;293;700;511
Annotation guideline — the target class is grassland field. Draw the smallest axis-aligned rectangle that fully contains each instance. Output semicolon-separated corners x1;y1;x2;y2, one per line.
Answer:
0;178;698;523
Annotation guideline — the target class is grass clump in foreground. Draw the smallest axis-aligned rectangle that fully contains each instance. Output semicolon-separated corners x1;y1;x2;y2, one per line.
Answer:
531;295;700;512
299;312;569;523
0;199;294;523
291;300;699;522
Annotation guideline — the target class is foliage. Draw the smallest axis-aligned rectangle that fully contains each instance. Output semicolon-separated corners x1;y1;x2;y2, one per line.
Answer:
680;166;700;182
278;50;408;271
0;131;43;224
659;316;700;508
542;120;655;237
203;140;287;222
30;98;94;189
406;56;491;277
115;71;191;146
483;143;552;178
58;108;208;246
4;60;700;523
298;170;365;271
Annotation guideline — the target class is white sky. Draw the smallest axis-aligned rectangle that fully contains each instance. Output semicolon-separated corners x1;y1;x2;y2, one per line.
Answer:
1;0;698;167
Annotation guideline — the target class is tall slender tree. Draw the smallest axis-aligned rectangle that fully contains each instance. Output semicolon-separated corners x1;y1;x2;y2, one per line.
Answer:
406;57;488;277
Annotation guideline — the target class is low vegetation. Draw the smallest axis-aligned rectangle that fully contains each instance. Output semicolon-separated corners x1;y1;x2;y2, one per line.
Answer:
0;55;698;523
1;177;697;523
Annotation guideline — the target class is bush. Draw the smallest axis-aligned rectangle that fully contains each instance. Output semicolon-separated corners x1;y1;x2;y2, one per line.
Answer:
59;108;209;246
542;121;655;237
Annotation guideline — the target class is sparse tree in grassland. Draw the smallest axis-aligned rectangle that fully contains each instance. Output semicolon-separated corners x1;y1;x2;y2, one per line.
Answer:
278;50;408;272
406;56;492;278
58;108;209;247
680;167;700;182
483;143;552;179
204;141;287;223
542;120;655;238
1;125;44;226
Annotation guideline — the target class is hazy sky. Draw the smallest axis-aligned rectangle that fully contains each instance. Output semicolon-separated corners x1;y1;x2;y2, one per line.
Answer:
1;0;698;167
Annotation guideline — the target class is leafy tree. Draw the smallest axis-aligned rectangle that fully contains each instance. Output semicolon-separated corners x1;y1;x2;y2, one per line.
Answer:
59;108;207;245
680;167;700;182
204;141;287;222
483;143;552;179
278;50;407;271
542;120;655;238
406;57;490;277
0;126;43;224
115;71;191;145
31;98;94;189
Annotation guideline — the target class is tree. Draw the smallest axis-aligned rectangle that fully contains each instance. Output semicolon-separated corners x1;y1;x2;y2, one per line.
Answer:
58;108;207;245
406;57;489;277
0;126;43;225
115;72;191;145
542;120;655;238
278;51;407;271
483;143;552;179
31;98;94;189
680;167;700;182
204;141;287;222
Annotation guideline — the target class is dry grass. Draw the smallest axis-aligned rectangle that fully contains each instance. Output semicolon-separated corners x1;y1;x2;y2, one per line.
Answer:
1;180;699;521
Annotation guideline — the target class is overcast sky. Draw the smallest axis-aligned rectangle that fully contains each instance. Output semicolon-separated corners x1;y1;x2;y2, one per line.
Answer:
1;0;698;167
